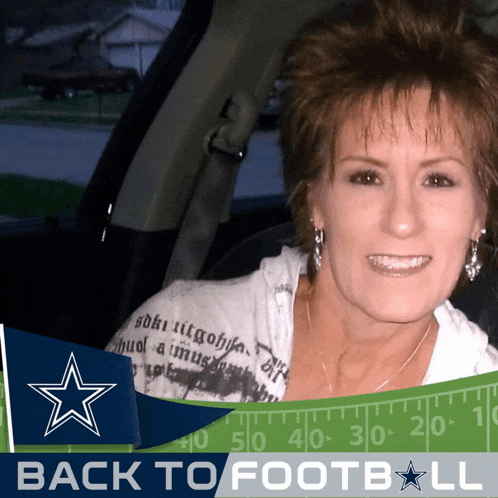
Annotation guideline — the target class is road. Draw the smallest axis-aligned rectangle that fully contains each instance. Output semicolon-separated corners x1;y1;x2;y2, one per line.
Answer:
0;123;109;184
0;123;284;198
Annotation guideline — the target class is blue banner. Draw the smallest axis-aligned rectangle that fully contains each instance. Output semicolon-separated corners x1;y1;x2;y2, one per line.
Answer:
1;327;232;449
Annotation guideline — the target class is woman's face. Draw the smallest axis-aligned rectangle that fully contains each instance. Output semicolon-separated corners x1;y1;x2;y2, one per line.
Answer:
310;89;487;324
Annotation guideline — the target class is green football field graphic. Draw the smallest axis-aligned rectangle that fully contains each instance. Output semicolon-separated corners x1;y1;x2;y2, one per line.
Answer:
3;371;498;453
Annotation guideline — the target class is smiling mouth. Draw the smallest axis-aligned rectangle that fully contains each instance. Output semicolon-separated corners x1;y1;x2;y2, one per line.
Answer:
367;255;431;275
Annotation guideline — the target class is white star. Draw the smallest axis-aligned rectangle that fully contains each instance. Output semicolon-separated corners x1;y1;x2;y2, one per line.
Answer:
29;352;115;437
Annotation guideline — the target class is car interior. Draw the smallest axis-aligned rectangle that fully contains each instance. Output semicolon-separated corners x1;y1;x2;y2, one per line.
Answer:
1;0;498;359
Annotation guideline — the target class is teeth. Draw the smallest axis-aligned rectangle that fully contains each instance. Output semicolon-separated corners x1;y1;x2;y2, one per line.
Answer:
369;255;428;269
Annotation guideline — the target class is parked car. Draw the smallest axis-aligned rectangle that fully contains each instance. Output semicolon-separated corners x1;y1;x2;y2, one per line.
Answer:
22;55;140;100
1;0;497;357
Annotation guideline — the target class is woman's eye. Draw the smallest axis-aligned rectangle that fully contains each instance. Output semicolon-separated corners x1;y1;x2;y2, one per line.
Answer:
348;170;381;185
425;173;455;188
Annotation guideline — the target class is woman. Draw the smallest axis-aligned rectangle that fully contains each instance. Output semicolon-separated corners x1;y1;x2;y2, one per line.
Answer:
106;0;498;401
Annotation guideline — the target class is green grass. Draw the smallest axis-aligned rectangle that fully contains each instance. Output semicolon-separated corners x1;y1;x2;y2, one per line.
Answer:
0;86;35;99
0;111;118;126
22;91;130;114
0;174;86;218
0;91;131;125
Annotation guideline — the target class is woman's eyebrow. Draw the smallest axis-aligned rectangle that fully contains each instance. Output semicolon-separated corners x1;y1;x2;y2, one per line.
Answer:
337;156;466;167
420;157;466;167
337;156;387;167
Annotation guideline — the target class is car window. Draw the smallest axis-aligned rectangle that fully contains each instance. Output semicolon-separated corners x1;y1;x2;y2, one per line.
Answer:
234;79;287;200
0;2;186;224
234;129;284;199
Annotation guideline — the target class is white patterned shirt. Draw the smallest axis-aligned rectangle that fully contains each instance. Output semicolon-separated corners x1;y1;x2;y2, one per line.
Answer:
106;247;498;401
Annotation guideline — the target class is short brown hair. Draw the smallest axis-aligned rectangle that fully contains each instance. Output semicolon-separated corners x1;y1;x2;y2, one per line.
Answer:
281;0;498;283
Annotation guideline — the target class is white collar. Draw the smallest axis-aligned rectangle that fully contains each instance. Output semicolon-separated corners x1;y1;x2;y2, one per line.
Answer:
423;300;489;385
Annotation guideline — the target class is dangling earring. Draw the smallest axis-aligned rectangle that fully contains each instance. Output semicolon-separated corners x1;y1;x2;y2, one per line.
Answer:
311;218;324;271
465;229;485;281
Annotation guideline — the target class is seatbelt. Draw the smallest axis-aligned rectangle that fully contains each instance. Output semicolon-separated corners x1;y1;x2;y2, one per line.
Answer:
162;89;259;288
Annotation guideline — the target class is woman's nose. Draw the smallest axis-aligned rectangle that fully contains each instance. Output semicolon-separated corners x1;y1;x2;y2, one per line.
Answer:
380;185;424;238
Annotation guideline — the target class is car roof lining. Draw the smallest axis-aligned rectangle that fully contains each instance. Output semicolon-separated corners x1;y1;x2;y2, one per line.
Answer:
110;0;342;232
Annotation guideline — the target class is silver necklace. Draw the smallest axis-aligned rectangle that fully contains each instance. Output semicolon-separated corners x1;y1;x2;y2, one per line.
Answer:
305;300;432;395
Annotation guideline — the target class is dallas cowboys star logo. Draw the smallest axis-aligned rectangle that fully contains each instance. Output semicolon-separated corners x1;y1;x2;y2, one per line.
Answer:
28;352;115;437
395;460;428;492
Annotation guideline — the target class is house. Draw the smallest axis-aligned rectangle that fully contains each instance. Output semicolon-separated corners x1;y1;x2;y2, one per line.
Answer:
95;8;181;77
3;22;102;87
